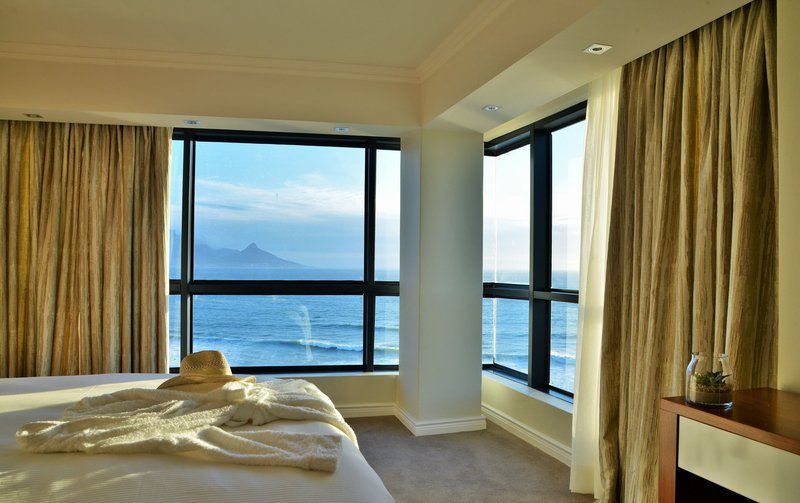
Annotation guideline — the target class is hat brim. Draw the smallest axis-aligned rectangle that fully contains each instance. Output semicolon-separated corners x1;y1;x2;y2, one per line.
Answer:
158;374;256;390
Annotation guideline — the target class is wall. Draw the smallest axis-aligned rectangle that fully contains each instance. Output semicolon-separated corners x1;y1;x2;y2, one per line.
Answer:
482;373;573;464
398;129;423;419
276;373;397;417
778;0;800;392
398;128;485;430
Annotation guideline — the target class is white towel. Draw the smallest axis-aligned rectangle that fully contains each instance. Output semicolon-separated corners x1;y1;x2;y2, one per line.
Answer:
16;379;356;472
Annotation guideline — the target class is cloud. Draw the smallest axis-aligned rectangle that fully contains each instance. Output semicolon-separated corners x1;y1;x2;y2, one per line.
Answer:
194;178;363;223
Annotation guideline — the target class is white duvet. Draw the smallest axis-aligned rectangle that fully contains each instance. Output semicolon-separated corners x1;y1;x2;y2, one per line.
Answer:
0;374;394;503
16;380;356;473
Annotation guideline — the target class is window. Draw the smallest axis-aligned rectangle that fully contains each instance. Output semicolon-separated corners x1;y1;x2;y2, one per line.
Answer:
482;298;529;374
375;149;400;282
169;140;183;279
374;296;399;365
551;121;586;291
169;130;400;372
193;142;364;280
168;295;181;368
483;145;530;284
482;103;586;398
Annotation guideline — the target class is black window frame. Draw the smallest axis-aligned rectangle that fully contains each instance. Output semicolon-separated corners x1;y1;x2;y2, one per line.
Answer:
169;128;400;374
482;102;586;399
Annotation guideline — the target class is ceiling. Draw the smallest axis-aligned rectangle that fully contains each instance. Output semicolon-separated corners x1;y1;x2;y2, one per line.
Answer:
438;0;752;138
0;0;754;136
0;0;488;70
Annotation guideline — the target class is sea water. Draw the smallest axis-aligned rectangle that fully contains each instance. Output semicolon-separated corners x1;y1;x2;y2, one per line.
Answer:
168;268;577;393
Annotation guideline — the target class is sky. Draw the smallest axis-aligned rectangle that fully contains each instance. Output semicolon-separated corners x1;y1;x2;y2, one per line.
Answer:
169;142;400;271
169;122;584;277
483;120;586;280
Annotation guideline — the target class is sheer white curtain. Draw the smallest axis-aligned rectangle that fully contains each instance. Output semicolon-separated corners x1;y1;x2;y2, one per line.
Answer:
569;68;621;498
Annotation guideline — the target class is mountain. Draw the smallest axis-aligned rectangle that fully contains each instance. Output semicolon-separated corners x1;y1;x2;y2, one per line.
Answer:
223;242;304;268
170;233;304;268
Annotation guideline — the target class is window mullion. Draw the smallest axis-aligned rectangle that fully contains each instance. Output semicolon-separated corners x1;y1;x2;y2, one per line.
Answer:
363;142;377;371
180;136;195;361
529;128;552;390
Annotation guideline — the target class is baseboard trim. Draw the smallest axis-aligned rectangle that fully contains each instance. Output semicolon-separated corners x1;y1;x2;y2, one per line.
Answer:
395;406;487;436
481;403;572;466
337;402;396;418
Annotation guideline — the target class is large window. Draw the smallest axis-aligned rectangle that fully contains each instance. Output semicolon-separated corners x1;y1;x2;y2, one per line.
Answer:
168;130;400;372
482;103;586;397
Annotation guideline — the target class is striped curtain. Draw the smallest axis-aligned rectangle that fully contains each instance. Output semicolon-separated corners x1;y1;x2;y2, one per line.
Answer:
0;121;172;376
599;0;777;500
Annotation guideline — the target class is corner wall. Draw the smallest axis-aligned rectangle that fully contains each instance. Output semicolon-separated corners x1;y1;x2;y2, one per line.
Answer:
398;127;485;434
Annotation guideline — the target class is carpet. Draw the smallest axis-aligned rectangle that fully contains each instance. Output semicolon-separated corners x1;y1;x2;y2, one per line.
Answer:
349;416;593;503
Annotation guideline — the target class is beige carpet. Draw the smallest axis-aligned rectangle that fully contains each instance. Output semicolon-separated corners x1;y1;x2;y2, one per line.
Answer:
349;416;592;503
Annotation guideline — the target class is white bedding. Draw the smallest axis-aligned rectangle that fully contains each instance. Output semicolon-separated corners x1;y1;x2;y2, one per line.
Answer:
0;374;394;503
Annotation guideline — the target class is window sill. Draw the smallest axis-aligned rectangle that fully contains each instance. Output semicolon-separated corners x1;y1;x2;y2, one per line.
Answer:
482;370;573;415
252;370;398;379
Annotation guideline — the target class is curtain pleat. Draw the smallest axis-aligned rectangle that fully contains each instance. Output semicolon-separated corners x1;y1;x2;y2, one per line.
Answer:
0;121;171;377
570;68;621;498
599;0;777;501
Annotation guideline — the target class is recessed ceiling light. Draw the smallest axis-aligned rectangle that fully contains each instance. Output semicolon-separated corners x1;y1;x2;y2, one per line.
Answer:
24;113;43;119
334;126;350;134
482;105;501;112
183;119;200;125
583;43;612;55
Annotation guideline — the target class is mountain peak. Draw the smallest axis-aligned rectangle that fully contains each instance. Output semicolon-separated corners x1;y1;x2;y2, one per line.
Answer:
172;239;305;269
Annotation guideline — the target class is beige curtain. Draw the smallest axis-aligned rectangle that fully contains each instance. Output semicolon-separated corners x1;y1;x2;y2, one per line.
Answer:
570;67;621;498
0;121;172;377
599;0;777;501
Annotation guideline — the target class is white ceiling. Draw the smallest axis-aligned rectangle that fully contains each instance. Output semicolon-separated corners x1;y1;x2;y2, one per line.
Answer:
0;0;755;136
0;0;485;71
440;0;752;138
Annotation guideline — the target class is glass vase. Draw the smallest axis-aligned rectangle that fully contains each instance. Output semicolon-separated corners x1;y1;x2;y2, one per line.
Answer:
685;353;733;408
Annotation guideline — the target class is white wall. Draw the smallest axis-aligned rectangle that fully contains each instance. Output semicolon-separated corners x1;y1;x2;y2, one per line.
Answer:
482;373;573;464
291;373;397;409
398;129;422;419
398;128;485;429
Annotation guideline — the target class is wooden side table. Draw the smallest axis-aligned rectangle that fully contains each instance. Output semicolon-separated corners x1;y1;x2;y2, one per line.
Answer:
659;388;800;502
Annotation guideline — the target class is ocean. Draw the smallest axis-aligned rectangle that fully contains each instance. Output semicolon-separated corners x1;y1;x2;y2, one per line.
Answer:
169;268;577;393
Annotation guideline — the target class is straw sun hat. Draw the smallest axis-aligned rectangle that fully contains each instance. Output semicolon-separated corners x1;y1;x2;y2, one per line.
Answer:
158;350;255;391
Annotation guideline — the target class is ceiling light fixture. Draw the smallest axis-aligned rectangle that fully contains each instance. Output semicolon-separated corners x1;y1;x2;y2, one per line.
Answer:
583;43;613;55
482;105;501;112
183;119;200;125
334;126;350;134
24;113;43;119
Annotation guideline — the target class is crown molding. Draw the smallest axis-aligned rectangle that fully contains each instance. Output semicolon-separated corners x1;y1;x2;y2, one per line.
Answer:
0;1;515;87
0;41;421;84
415;0;515;82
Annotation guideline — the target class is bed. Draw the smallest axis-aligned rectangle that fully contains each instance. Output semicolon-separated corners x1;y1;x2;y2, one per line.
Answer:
0;373;394;503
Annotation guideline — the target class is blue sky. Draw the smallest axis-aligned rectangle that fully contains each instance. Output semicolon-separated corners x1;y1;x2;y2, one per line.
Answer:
483;119;586;279
169;142;400;271
169;123;583;275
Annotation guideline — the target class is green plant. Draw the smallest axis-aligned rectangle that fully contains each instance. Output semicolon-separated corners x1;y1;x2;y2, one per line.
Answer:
694;370;730;388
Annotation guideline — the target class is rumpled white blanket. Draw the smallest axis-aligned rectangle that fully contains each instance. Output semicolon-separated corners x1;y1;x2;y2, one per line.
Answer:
15;379;356;472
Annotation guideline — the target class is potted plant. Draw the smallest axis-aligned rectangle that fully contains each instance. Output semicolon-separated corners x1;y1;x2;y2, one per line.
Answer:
686;353;733;408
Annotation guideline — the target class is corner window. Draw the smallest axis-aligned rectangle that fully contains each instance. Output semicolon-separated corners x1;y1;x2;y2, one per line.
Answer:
482;103;586;398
